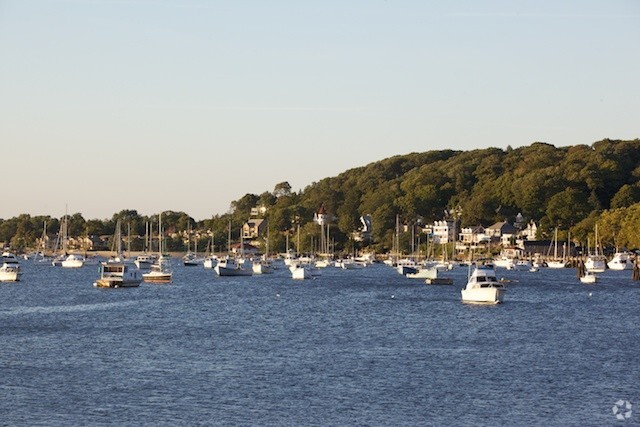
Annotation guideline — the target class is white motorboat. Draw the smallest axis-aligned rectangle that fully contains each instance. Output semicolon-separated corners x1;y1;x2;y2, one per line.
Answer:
290;264;311;280
0;262;21;282
579;271;597;284
406;267;438;280
94;261;143;288
547;260;567;269
607;252;633;270
585;256;606;273
61;253;85;268
252;259;274;274
203;255;218;269
461;265;505;304
135;253;156;270
493;256;515;270
396;259;418;275
340;259;365;270
143;256;173;283
315;259;332;268
215;257;253;277
515;260;532;270
183;252;204;267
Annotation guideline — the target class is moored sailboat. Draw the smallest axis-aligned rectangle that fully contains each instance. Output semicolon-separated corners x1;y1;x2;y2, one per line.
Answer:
143;212;173;283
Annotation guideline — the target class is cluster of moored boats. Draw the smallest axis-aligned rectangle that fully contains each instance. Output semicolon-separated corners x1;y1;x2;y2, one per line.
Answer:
390;250;639;304
3;248;637;304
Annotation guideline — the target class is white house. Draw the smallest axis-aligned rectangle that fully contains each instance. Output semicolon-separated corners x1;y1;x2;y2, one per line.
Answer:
432;220;455;244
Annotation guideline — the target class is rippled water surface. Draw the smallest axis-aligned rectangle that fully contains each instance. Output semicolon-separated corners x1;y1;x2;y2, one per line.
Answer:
1;261;639;426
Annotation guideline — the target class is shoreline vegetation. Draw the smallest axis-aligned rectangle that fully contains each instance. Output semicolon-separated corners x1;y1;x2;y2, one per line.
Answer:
2;139;640;256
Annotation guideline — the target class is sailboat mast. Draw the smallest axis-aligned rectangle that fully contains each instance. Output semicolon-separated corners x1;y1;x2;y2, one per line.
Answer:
158;212;163;256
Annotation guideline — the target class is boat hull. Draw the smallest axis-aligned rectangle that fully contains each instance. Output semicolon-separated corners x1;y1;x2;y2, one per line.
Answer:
290;266;311;280
94;278;142;288
252;263;274;274
215;266;253;276
461;288;503;304
406;268;438;279
142;272;172;283
61;259;84;268
0;269;21;282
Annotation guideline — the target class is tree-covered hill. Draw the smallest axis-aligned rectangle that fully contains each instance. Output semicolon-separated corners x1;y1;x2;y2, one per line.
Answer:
2;139;640;253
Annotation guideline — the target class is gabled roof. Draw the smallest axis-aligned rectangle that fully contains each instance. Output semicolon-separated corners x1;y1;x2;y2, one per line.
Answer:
487;221;517;234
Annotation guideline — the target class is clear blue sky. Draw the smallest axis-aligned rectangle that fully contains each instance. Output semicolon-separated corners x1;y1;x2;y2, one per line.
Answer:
1;0;638;220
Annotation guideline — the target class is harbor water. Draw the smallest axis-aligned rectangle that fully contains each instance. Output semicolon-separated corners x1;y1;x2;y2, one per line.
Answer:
1;261;639;426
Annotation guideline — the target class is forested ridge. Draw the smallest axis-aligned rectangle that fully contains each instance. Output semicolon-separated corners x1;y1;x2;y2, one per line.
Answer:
3;139;640;253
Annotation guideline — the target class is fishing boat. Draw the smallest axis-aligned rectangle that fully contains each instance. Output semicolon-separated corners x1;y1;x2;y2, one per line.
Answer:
461;264;504;304
215;256;253;276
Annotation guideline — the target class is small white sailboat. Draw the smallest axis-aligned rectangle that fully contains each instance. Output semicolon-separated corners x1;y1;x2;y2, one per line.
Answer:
215;225;253;277
183;223;204;266
143;212;173;283
579;271;597;284
252;224;274;274
585;225;606;273
135;221;156;269
547;227;567;269
203;224;218;269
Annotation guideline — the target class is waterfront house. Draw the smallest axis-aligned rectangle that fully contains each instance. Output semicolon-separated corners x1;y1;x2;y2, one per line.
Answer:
242;219;266;240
